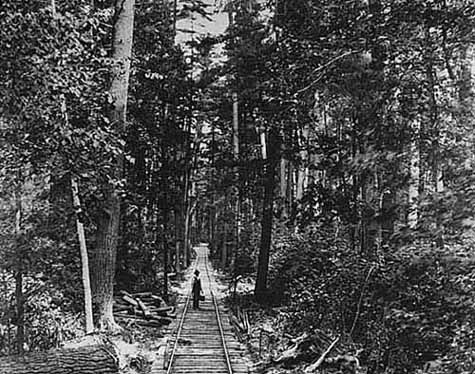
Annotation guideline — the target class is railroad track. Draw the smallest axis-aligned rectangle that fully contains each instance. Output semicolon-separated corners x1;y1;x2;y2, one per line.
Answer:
162;245;248;374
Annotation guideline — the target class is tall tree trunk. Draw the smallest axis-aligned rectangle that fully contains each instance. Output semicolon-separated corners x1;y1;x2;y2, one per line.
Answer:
232;91;241;282
15;269;24;355
287;161;294;217
71;177;94;334
279;141;289;218
221;222;228;269
209;205;216;255
59;96;93;333
183;169;190;267
233;91;240;230
296;125;309;200
162;206;169;302
182;126;201;267
408;119;421;229
380;189;394;246
459;44;475;104
255;131;278;300
184;198;197;265
259;126;267;159
174;208;181;273
183;205;190;266
424;24;445;248
210;123;217;255
93;0;135;331
14;183;24;355
280;158;288;200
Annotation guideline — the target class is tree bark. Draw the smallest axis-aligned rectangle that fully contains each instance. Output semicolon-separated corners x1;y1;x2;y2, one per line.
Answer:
92;0;135;331
0;345;118;374
296;125;309;200
232;91;241;245
232;92;241;288
174;208;181;273
14;185;24;355
184;197;197;266
280;155;288;217
15;268;24;355
408;119;420;229
280;157;287;199
71;177;94;334
221;222;228;269
380;189;394;246
459;44;475;104
162;206;169;302
255;131;278;300
183;170;190;267
259;126;267;160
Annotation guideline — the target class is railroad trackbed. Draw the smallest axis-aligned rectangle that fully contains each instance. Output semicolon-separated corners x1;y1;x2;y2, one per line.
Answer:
152;244;250;374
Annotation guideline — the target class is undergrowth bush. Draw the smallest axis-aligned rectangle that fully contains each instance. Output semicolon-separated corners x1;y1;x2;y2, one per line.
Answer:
0;272;84;355
267;221;475;373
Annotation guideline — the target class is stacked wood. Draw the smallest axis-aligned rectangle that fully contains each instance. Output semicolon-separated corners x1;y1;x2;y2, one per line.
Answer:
0;344;118;374
113;291;175;328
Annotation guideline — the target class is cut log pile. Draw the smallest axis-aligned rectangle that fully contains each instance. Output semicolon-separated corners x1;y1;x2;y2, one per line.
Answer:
114;291;175;328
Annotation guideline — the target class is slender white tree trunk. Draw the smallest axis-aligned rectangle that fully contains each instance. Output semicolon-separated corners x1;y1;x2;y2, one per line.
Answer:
280;158;287;198
259;127;267;160
296;125;309;200
71;177;94;334
408;119;420;229
14;182;24;354
232;91;241;263
60;93;94;334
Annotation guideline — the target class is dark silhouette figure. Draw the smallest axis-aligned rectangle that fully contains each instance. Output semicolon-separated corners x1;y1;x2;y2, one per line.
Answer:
192;270;202;309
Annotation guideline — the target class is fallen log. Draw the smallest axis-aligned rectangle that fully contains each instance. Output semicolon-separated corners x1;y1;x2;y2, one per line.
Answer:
122;295;139;308
116;314;172;325
119;290;135;298
132;292;152;298
116;317;164;329
113;304;133;313
137;297;155;304
0;345;118;374
304;336;339;373
148;315;172;325
114;309;140;317
274;332;323;367
151;306;174;315
137;298;151;318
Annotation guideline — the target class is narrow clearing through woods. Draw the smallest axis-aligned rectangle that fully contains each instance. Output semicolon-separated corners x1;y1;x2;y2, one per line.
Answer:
152;244;249;374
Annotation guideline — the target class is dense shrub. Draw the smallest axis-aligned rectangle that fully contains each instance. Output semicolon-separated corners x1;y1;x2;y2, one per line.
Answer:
0;272;84;355
267;222;475;373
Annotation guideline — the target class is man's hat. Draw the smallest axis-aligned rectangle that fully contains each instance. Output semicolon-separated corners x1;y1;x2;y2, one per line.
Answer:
194;270;200;276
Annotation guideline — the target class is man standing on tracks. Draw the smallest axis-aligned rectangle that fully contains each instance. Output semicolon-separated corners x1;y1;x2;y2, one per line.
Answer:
192;269;203;309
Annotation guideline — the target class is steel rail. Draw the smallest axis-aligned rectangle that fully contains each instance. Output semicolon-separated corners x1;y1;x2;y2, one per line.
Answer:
203;248;234;374
166;246;233;374
166;258;197;374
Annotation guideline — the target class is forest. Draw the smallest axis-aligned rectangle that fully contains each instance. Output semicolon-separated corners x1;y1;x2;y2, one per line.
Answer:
1;0;475;373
